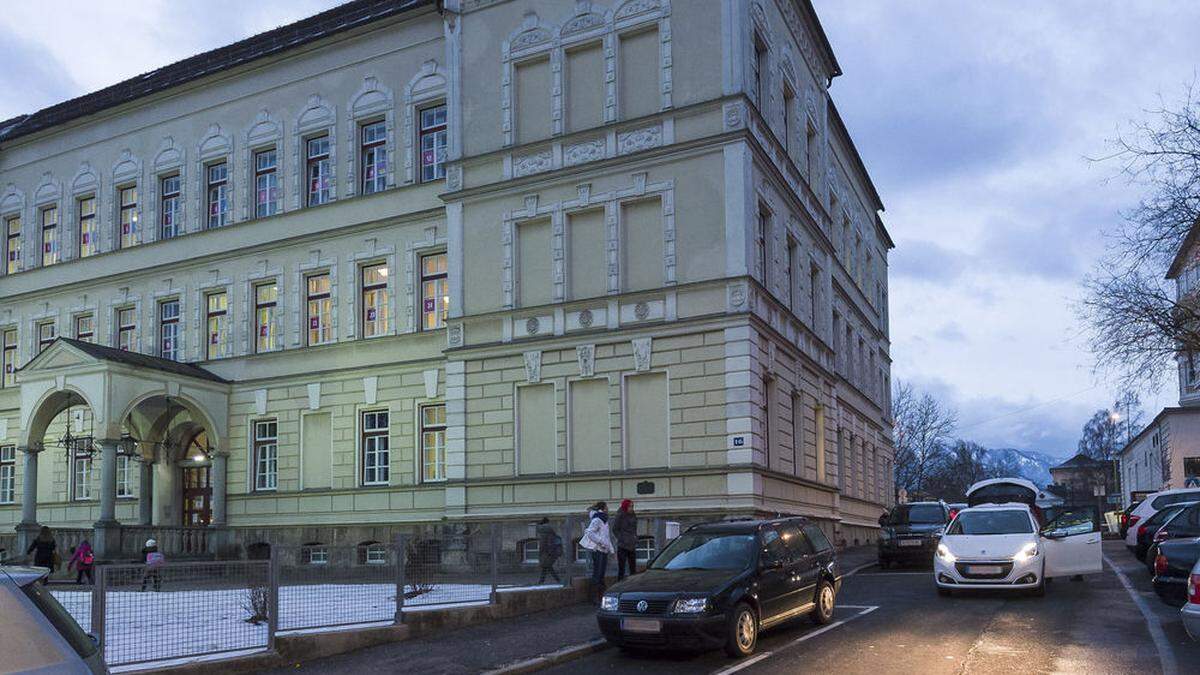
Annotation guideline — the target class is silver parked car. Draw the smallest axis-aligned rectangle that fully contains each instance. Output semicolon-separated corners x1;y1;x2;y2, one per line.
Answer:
1184;555;1200;641
0;566;107;673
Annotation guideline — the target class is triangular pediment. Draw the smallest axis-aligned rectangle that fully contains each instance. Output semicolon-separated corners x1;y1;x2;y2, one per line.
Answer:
18;337;226;384
19;339;98;375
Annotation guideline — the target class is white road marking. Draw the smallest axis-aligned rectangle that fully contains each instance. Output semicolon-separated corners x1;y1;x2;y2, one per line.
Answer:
860;572;928;576
710;605;879;675
839;560;878;579
1103;554;1178;675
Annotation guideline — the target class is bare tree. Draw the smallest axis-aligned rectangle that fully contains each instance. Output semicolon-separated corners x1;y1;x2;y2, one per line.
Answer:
891;381;958;496
1081;86;1200;388
1077;392;1145;460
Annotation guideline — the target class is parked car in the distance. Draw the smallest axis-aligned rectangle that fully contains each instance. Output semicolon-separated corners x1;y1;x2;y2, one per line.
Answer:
1124;488;1200;549
1145;503;1200;573
877;501;950;569
0;566;106;674
597;517;839;658
1184;556;1200;641
1151;537;1200;608
1133;502;1195;562
1119;500;1143;539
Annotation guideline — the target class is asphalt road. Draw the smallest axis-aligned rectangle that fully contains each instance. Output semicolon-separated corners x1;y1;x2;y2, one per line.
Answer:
541;541;1197;675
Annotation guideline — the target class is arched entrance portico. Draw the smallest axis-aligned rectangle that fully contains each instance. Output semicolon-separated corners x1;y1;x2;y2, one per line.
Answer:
14;338;229;558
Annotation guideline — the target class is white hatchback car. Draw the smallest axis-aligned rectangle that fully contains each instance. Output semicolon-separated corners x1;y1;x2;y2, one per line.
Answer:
934;503;1102;596
1123;488;1200;549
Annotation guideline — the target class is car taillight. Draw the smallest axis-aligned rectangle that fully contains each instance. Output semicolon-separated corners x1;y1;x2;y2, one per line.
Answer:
1129;515;1141;529
1153;529;1170;543
1189;574;1200;605
1138;523;1149;538
1154;552;1168;576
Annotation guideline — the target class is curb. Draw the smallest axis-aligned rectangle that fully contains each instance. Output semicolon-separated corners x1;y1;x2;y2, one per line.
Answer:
483;637;610;675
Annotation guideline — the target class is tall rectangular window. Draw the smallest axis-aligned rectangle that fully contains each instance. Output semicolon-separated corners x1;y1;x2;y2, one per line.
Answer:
361;263;389;338
37;321;55;353
254;282;278;353
2;329;16;388
160;175;181;239
119;186;139;248
206;164;229;228
206;291;229;359
752;34;767;108
4;216;20;275
254;420;278;491
809;262;819;325
76;196;98;258
361;410;389;486
421;404;446;482
783;83;796;156
419;105;447;182
159;300;180;361
756;209;769;284
0;446;14;504
420;253;448;330
74;314;94;342
784;237;796;308
73;447;92;501
306;273;333;345
306;136;331;207
806;122;818;179
254;149;279;218
360;121;388;194
117;308;136;351
116;455;133;498
41;206;59;266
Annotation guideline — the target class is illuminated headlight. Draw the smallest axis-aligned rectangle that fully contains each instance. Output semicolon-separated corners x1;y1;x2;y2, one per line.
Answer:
600;595;619;612
673;598;708;613
936;543;956;563
1013;542;1038;563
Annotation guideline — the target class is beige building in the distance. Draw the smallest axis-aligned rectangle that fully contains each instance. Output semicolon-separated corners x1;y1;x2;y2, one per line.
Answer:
0;0;894;562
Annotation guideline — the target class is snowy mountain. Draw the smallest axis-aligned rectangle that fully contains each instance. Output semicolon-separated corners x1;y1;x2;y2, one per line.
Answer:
983;448;1063;488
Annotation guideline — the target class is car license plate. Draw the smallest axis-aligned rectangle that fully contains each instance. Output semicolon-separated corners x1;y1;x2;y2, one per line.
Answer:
621;618;662;633
898;539;922;547
967;565;1003;575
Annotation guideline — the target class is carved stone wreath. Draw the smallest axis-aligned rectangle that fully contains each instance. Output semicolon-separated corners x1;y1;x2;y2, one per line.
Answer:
578;309;594;327
526;317;540;334
634;302;650;320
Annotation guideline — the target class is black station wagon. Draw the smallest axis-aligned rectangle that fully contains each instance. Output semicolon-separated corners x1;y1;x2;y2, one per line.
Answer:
597;517;840;657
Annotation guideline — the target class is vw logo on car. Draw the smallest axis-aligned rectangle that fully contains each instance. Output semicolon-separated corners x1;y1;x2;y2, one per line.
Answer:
636;600;648;613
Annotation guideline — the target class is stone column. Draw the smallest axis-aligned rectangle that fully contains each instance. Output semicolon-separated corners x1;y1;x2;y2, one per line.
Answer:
15;446;41;554
138;459;154;526
211;451;228;527
92;441;121;560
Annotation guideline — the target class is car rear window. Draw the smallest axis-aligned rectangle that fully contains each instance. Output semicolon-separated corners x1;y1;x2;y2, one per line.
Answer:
886;504;946;525
1151;491;1200;510
947;510;1033;535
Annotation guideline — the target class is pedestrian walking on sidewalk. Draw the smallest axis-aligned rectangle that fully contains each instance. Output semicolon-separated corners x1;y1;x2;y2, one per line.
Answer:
536;518;563;584
579;502;614;604
67;539;95;585
612;499;639;580
140;539;165;592
26;526;57;584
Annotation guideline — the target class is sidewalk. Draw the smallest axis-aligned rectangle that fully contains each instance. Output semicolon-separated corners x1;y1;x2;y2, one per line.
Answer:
261;545;877;675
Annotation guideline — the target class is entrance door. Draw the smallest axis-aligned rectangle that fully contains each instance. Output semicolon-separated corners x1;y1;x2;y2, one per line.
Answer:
181;466;212;526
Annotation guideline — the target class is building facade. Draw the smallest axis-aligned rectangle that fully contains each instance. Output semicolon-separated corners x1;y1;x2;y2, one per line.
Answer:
1118;408;1200;504
0;0;894;562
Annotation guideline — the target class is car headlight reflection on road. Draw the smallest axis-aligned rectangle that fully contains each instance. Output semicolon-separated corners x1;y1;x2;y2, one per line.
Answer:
601;595;619;611
673;597;709;613
936;543;956;563
1013;542;1038;563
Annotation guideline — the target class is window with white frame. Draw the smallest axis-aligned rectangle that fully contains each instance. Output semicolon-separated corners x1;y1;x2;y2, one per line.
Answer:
360;120;388;194
420;252;448;330
306;273;333;345
254;419;278;491
1;329;15;388
119;186;139;248
361;410;390;485
635;536;656;563
0;446;15;504
421;404;446;482
116;455;133;498
78;196;98;258
37;321;55;354
4;215;20;275
117;307;137;351
41;206;59;266
160;300;180;361
206;291;229;359
72;446;92;501
361;262;389;338
160;174;181;239
75;314;94;342
521;539;539;564
574;539;589;563
254;282;278;353
357;541;388;565
301;543;328;565
206;163;229;228
254;149;279;218
419;104;447;182
306;135;332;206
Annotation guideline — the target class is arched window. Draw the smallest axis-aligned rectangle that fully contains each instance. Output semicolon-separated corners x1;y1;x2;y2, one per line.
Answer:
356;540;388;565
301;541;328;565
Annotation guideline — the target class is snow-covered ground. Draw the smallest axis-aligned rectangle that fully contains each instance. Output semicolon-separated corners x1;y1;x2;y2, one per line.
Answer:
52;582;494;666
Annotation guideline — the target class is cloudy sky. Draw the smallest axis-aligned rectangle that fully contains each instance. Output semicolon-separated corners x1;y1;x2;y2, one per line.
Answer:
3;1;1196;459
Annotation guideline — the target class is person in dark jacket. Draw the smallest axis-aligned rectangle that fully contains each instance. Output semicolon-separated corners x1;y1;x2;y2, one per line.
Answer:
535;518;562;584
612;499;639;580
26;526;56;583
